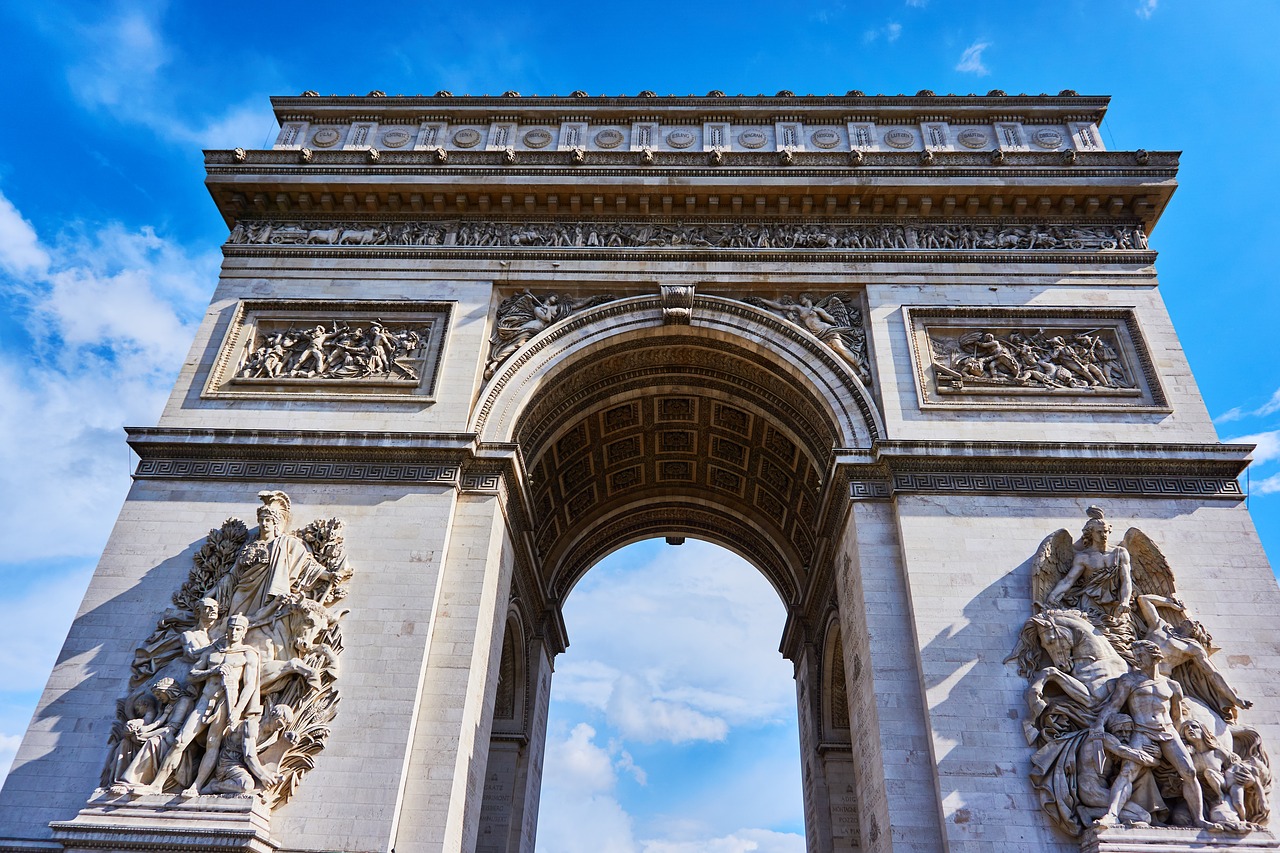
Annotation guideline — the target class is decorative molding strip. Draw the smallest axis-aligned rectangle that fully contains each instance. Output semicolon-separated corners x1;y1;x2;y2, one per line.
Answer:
848;478;892;500
226;218;1149;256
891;471;1242;498
135;458;462;485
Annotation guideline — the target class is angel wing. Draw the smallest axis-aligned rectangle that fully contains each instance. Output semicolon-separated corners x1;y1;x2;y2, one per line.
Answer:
489;292;536;337
1030;529;1076;610
1122;527;1176;599
812;293;854;330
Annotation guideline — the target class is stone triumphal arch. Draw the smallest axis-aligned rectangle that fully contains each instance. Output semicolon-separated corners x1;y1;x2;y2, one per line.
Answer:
2;91;1279;853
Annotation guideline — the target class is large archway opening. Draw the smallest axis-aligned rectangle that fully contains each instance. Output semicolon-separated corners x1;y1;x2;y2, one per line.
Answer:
536;538;803;852
474;297;876;852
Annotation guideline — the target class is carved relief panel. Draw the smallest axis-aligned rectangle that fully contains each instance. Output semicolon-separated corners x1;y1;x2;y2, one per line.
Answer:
905;307;1168;411
204;299;451;401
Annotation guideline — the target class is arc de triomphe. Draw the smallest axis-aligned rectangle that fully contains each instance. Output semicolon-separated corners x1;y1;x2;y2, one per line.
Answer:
1;91;1278;853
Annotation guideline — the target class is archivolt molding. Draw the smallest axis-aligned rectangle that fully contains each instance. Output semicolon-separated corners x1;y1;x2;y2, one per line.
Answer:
474;294;882;447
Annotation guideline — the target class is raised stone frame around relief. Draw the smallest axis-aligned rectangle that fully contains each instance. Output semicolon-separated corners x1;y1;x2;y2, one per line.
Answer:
203;299;451;402
903;306;1169;412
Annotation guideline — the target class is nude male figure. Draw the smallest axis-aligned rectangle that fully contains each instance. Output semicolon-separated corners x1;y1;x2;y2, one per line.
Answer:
141;614;261;797
1092;640;1216;830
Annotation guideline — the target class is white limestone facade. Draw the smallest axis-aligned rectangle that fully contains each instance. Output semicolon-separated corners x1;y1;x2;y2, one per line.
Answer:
0;91;1275;853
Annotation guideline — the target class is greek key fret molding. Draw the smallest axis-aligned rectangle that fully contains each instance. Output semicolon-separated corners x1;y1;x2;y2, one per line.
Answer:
891;472;1242;499
837;441;1251;501
135;458;463;485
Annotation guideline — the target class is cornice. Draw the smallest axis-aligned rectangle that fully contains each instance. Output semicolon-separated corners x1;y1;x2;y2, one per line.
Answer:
204;149;1177;232
837;440;1251;501
269;91;1110;126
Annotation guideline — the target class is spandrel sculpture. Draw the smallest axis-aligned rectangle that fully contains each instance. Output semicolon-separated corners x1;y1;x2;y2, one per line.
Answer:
100;490;352;808
484;290;615;379
1006;507;1270;838
744;293;871;384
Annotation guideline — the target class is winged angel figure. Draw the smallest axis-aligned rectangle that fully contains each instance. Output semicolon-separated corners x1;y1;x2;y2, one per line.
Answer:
484;290;615;379
1005;507;1268;837
744;294;871;384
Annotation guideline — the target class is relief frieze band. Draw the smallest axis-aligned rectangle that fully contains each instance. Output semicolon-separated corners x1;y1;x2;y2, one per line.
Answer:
204;300;451;402
905;307;1168;411
225;218;1149;256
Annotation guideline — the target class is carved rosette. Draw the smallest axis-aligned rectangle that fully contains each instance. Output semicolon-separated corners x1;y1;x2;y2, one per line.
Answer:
97;490;353;811
1006;507;1271;841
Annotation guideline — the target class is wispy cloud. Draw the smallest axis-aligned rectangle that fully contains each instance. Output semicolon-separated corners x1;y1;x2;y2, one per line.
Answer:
1215;387;1280;424
1136;0;1158;19
905;0;928;7
63;5;274;148
863;21;903;44
1253;472;1280;496
1230;431;1280;466
955;41;991;75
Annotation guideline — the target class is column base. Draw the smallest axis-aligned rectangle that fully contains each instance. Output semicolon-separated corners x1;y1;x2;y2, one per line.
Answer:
49;790;276;853
1083;825;1279;852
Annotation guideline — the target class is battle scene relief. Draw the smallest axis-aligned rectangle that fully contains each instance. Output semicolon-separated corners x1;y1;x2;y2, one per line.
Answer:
99;491;353;808
1007;507;1270;839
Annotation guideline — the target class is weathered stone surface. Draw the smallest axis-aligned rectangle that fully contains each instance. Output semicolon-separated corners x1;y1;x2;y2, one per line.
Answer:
0;91;1275;853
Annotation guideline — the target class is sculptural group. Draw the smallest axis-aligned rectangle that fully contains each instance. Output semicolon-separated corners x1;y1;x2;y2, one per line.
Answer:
100;491;353;807
236;320;424;382
931;327;1134;391
1007;508;1270;837
227;218;1149;254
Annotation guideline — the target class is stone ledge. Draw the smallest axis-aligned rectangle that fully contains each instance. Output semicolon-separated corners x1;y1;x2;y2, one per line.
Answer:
1082;826;1279;852
50;792;275;853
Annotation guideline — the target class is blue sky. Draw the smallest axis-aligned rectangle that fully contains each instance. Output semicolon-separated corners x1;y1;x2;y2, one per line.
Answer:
1;1;1279;850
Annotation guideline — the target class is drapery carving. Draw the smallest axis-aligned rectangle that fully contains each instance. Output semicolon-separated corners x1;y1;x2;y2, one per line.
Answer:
1006;507;1269;838
100;491;353;809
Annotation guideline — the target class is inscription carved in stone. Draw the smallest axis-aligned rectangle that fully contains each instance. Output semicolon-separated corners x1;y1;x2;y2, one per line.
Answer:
226;219;1150;254
100;491;353;808
1006;507;1270;838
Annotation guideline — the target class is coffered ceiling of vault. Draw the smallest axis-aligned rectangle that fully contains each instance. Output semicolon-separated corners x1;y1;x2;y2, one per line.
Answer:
516;337;837;602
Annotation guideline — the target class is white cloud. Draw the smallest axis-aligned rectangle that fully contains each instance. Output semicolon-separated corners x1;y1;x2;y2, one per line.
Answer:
557;542;795;733
863;21;903;44
0;193;50;278
63;5;274;149
539;724;639;852
1136;0;1158;19
1252;472;1280;496
1229;431;1280;467
0;733;22;782
0;568;92;693
955;41;991;76
642;829;805;853
904;0;927;6
607;674;729;744
0;191;215;564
